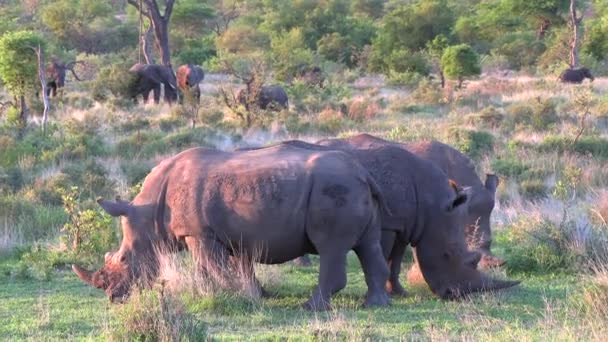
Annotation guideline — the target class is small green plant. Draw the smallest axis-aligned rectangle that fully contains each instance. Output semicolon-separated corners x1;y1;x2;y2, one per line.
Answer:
59;186;116;255
491;157;529;178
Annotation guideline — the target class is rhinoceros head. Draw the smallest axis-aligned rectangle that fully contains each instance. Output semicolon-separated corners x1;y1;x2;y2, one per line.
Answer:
73;198;158;302
463;174;505;268
415;180;518;299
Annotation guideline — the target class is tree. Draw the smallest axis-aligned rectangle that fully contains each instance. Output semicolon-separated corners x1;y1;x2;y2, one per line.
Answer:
441;44;481;88
127;0;175;66
426;34;449;88
509;0;569;39
0;31;46;133
568;0;582;67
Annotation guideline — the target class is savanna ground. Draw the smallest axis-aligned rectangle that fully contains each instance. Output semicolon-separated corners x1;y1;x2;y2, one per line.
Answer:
2;73;608;341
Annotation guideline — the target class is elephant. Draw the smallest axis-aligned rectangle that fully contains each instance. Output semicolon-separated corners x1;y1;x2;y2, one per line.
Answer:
176;64;205;103
128;63;178;104
46;60;82;97
73;145;392;311
558;67;594;84
236;85;289;111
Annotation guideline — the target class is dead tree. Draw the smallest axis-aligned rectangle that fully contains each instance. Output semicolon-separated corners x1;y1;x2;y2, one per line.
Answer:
32;45;50;132
569;0;583;68
127;0;175;66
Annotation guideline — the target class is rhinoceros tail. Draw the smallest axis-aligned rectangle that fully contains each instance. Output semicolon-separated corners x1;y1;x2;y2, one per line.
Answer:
365;173;394;219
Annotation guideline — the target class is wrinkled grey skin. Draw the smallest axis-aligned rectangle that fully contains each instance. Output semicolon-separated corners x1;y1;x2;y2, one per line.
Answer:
73;145;392;311
128;63;178;104
242;138;519;299
176;64;205;102
404;141;503;269
237;85;289;111
559;67;594;83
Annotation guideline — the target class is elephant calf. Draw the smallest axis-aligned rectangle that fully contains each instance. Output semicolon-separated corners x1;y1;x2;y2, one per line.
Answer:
237;85;289;111
176;64;205;103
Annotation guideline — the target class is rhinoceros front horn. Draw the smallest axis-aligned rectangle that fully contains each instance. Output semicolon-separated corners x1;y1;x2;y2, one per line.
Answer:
442;274;521;299
72;264;95;286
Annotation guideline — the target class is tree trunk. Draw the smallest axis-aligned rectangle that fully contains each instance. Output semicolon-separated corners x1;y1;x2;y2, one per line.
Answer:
440;70;446;89
128;0;175;66
142;25;155;64
537;19;550;40
569;0;581;68
32;45;50;133
19;95;27;128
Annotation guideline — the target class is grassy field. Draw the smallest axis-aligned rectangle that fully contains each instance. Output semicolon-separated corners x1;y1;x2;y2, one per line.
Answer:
2;74;608;340
0;252;589;341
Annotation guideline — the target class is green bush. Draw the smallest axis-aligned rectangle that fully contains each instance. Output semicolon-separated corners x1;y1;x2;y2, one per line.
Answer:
491;157;529;178
506;99;558;131
539;136;608;159
0;166;24;193
520;178;548;200
24;173;71;205
121;160;152;187
499;218;580;273
61;159;115;199
466;106;504;129
410;78;445;106
448;128;494;160
158;116;186;132
15;245;79;281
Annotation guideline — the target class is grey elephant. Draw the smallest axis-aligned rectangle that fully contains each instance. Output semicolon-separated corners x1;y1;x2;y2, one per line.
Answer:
128;63;178;104
558;67;594;83
237;85;289;111
176;64;205;103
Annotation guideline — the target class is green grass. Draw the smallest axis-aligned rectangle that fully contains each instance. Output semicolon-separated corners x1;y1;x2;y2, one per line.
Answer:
0;253;584;341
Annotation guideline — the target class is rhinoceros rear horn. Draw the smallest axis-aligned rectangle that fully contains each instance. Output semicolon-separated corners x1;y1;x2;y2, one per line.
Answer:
72;264;95;286
98;197;131;217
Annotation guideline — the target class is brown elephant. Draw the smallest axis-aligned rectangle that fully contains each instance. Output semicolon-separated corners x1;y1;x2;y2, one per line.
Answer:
128;63;178;104
45;60;83;97
176;64;205;103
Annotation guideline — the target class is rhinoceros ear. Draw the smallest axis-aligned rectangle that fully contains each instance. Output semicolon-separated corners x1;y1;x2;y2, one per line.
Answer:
485;174;499;195
98;197;131;217
444;185;470;212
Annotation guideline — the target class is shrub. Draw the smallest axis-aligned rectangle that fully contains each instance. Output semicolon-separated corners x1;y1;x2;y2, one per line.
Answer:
448;128;494;160
0;166;24;194
158;116;186;132
520;178;548;200
539;136;608;159
121;160;152;187
410;78;445;106
61;159;115;199
466;106;504;129
59;187;117;256
110;288;206;341
25;173;71;205
347;98;381;122
441;44;481;86
491;157;529;178
500;217;580;273
317;108;344;134
506;99;559;131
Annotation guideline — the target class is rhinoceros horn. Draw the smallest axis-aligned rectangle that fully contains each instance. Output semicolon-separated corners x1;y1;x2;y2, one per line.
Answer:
72;264;96;286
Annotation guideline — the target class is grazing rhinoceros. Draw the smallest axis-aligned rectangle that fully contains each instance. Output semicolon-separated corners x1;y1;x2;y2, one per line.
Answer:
295;136;504;270
237;85;289;111
72;145;392;311
404;140;503;269
246;139;519;299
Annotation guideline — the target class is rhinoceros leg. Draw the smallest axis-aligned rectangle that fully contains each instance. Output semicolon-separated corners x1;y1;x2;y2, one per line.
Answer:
302;250;348;311
185;235;231;287
386;242;408;297
354;241;391;307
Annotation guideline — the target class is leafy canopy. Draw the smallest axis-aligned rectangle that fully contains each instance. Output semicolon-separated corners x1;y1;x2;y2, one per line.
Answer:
0;30;46;98
441;44;481;80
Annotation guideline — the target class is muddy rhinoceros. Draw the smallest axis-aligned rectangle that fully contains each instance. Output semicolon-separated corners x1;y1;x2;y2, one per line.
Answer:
72;144;393;311
245;140;519;299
